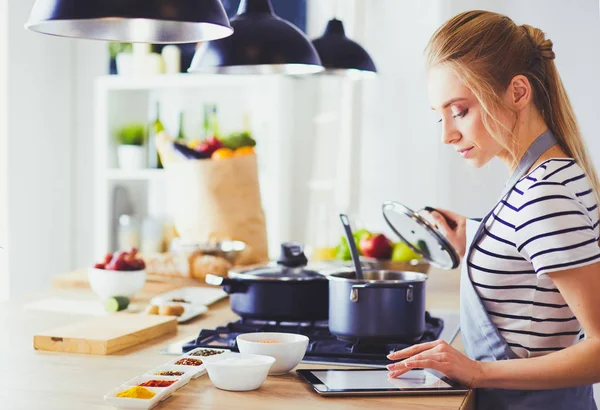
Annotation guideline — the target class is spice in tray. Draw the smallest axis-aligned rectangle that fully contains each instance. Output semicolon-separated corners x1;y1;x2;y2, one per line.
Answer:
116;386;156;399
139;380;177;388
155;370;185;376
189;349;225;357
175;358;203;366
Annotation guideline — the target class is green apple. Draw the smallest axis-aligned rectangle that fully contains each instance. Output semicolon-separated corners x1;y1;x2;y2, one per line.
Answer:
391;242;421;262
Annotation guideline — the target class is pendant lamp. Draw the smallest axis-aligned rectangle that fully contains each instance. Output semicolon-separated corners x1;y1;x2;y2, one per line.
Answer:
188;0;323;75
25;0;233;43
312;18;377;78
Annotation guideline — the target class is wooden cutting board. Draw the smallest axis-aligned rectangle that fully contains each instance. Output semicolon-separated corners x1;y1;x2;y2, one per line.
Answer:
33;313;177;355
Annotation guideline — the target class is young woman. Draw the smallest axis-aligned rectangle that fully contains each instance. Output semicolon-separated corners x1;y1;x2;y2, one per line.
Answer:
386;10;600;409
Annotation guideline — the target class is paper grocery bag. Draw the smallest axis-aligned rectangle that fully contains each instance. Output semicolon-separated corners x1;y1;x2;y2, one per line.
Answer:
165;155;269;265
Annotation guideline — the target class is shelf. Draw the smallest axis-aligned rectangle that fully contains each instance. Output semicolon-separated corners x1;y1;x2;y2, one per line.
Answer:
106;168;166;181
95;73;273;91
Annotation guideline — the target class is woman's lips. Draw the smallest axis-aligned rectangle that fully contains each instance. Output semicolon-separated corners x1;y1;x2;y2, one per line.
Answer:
457;147;473;158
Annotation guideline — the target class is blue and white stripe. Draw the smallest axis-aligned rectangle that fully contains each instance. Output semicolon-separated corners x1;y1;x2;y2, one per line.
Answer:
470;158;599;358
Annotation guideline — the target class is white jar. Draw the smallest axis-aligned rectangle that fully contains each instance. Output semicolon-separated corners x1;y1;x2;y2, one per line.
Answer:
117;145;145;169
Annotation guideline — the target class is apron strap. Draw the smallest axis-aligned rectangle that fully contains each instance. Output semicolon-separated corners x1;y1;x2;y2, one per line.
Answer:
461;129;558;361
466;129;557;262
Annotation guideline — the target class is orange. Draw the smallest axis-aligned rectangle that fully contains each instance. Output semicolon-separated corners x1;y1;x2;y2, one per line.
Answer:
233;146;256;156
211;147;234;160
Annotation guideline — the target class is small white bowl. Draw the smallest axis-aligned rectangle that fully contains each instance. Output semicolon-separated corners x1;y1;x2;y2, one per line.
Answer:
236;332;309;375
202;352;275;391
88;267;146;299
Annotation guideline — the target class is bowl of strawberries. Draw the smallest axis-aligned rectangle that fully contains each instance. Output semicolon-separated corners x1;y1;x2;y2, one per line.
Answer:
88;248;147;299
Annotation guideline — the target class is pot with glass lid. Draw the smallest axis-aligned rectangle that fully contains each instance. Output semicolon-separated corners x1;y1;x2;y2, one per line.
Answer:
205;242;329;321
327;203;460;342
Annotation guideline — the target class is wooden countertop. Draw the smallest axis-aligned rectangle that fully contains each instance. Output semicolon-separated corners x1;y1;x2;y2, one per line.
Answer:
2;267;474;410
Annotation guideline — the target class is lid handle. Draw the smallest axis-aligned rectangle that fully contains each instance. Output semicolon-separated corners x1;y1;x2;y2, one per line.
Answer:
276;242;308;268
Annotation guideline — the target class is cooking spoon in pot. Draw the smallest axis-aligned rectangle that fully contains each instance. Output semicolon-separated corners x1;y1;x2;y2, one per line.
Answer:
339;214;365;281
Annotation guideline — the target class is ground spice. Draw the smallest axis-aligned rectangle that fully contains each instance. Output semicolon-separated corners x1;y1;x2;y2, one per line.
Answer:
139;380;177;388
116;386;155;399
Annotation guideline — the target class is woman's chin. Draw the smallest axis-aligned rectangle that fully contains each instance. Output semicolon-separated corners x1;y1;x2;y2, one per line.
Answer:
466;156;487;168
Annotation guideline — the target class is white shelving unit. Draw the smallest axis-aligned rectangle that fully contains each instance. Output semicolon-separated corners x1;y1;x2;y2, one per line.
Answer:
93;74;297;259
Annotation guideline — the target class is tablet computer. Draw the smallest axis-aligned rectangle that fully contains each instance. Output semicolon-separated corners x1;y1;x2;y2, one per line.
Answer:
297;369;469;396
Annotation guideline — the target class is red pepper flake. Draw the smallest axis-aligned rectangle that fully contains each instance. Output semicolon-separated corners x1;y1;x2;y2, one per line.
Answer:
139;379;177;388
175;358;203;366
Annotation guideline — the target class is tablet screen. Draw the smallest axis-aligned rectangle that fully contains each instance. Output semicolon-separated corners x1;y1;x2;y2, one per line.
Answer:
309;369;452;390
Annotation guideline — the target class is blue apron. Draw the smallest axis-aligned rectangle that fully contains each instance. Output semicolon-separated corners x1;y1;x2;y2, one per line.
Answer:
460;130;597;409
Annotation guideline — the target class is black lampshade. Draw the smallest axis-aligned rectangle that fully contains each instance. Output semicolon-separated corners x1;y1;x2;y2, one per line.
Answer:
188;0;323;75
25;0;233;43
312;19;377;77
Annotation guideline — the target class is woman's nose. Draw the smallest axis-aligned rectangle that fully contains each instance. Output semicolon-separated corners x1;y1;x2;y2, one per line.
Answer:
441;122;461;145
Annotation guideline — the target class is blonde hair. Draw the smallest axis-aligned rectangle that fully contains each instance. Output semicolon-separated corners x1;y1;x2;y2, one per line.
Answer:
426;10;600;229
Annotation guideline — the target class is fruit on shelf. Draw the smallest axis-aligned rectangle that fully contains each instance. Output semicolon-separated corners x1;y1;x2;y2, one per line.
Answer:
359;233;393;259
211;147;234;160
94;248;145;271
391;242;421;262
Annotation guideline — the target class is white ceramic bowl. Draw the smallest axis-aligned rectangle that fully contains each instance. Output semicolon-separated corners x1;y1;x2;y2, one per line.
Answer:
202;352;275;391
236;332;309;375
88;267;146;299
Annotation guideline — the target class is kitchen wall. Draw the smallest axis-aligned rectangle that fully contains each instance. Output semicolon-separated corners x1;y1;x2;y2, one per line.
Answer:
0;0;9;302
355;0;600;236
72;42;107;271
4;0;75;298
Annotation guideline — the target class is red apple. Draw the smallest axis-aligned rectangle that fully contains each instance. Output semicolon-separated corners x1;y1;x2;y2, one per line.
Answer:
103;253;113;264
359;234;393;259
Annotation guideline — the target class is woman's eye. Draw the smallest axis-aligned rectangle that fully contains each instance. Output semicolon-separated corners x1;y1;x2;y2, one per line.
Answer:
452;108;469;119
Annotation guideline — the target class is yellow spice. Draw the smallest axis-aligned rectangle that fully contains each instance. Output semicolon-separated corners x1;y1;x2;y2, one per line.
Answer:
116;386;155;399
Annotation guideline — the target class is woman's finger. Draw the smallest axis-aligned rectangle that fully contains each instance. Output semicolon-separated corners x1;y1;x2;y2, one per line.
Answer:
430;211;451;234
403;359;444;371
386;353;446;371
387;340;443;360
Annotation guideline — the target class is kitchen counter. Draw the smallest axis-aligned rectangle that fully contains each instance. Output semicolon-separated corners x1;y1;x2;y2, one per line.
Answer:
1;267;474;410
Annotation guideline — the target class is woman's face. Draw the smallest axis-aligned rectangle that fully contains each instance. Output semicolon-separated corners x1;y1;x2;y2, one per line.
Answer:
428;65;505;168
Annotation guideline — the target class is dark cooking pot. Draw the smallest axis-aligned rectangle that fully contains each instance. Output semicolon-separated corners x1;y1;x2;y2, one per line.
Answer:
328;270;427;343
206;242;329;321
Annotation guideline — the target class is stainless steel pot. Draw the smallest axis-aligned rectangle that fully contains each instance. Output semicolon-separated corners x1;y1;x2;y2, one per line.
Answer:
327;270;427;342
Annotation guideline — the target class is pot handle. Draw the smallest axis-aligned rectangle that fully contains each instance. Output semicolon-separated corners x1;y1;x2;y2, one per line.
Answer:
205;274;248;294
350;283;414;303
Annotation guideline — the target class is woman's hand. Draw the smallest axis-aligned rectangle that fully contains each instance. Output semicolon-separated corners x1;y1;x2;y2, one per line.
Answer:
386;340;484;388
426;208;467;258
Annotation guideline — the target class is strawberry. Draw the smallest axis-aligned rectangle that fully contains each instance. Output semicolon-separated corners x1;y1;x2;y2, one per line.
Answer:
94;263;105;269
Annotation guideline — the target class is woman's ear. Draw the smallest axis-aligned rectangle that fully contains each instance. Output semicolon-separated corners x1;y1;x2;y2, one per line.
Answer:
505;74;532;109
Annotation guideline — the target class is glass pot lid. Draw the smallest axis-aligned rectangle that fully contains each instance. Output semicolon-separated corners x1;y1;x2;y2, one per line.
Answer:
381;201;460;270
228;242;326;281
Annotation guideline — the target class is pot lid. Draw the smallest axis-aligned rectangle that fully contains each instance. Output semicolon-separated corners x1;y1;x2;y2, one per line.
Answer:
381;201;460;270
228;242;326;281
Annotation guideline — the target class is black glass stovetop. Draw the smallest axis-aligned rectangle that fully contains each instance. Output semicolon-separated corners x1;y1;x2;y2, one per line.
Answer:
182;312;443;367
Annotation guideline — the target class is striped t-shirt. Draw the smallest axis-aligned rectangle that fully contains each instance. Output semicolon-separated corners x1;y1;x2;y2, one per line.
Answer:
469;158;600;358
